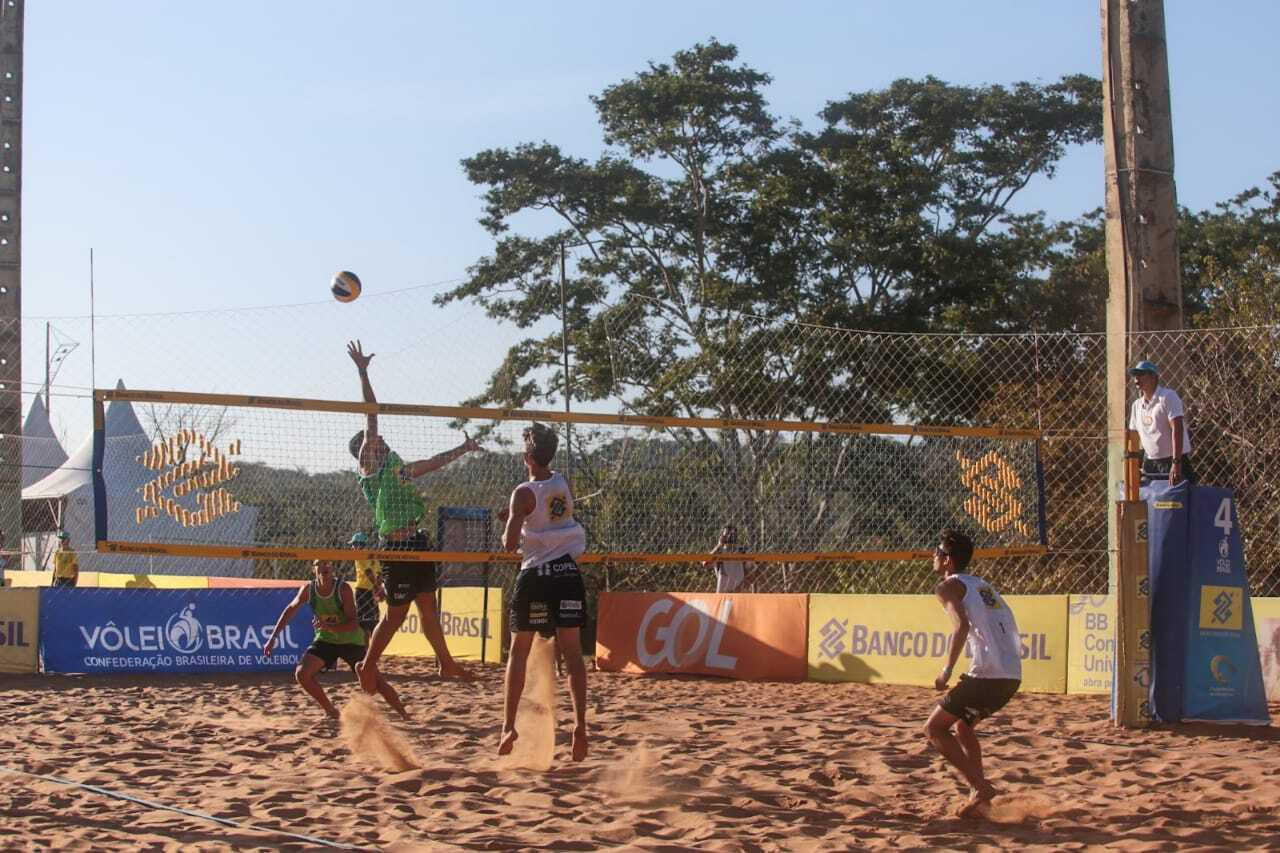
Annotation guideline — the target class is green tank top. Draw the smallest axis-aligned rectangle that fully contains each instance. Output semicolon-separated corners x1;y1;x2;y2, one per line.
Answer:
309;580;366;645
359;450;426;535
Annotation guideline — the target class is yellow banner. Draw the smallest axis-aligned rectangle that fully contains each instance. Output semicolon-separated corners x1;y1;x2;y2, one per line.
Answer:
5;570;100;588
0;588;40;673
808;593;1067;693
1254;597;1280;702
95;573;211;589
381;587;503;664
1067;595;1115;694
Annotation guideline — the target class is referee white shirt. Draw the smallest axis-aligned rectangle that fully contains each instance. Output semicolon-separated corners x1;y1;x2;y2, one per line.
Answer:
1129;385;1191;459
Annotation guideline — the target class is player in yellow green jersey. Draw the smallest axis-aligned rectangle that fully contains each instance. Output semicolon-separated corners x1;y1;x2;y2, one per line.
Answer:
346;340;480;693
265;559;407;720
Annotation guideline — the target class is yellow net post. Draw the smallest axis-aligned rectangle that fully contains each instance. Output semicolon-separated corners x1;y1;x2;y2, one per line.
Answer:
1113;429;1151;727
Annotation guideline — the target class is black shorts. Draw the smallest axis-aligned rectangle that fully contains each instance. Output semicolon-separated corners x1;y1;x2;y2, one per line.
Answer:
355;587;380;633
510;555;587;635
1140;454;1196;485
51;576;77;589
939;675;1021;726
305;641;365;671
380;531;438;607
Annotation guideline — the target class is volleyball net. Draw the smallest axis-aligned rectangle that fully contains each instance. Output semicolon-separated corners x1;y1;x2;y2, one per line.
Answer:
92;387;1046;574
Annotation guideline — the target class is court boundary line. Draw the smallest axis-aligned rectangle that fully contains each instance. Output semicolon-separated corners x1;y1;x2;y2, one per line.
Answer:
0;764;381;851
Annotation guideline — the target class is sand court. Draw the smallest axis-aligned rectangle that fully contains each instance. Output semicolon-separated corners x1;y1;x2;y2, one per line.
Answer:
2;659;1278;851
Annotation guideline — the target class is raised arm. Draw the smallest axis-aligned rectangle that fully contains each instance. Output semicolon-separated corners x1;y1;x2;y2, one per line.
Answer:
401;434;480;478
348;339;378;437
934;578;970;690
503;485;536;552
264;585;308;657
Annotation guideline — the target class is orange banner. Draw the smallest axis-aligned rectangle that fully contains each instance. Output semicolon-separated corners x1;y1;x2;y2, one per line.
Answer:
207;577;303;588
595;592;808;681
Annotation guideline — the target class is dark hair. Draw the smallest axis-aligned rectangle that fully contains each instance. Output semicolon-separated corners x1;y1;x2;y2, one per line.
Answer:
349;430;365;459
523;422;558;467
939;529;974;571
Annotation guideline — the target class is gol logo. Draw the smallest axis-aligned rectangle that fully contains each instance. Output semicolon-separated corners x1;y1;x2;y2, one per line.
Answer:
636;599;738;671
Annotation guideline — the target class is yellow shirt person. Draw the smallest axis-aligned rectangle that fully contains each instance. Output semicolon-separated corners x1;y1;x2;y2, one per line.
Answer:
353;558;382;591
52;535;79;589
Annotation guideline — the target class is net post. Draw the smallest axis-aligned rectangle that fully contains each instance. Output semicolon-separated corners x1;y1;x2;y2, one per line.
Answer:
1113;428;1151;727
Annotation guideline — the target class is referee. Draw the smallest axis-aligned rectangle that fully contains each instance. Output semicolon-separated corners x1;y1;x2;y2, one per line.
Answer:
1128;360;1196;486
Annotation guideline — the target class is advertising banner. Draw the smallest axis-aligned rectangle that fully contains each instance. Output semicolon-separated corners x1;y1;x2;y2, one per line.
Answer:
379;587;503;663
1066;595;1115;694
1182;487;1268;723
208;577;302;588
0;588;40;673
596;593;808;681
1145;484;1269;723
6;571;100;588
96;573;209;589
1255;597;1280;702
39;588;313;674
808;594;1067;693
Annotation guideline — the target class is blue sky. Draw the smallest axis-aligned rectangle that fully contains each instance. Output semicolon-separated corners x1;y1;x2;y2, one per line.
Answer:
19;2;1280;445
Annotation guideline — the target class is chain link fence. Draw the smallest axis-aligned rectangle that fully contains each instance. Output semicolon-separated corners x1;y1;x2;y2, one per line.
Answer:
2;295;1277;599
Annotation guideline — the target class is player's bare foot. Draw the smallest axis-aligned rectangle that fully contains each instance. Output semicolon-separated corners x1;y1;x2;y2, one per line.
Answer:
439;662;476;681
571;725;588;762
957;783;998;819
498;728;519;756
356;660;379;694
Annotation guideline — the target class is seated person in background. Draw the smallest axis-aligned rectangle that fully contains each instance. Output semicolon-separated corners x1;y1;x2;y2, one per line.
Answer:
702;525;755;593
52;532;79;589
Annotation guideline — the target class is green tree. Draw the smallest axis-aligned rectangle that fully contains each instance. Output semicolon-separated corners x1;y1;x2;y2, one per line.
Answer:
440;40;1102;556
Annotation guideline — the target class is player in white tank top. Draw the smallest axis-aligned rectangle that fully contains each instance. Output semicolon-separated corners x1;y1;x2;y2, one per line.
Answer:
518;472;586;570
499;423;590;764
924;530;1024;818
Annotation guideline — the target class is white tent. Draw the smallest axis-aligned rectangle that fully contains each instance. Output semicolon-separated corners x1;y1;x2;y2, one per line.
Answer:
21;382;259;576
20;395;68;488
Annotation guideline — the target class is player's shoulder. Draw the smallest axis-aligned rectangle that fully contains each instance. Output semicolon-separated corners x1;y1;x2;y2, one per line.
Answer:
935;574;966;598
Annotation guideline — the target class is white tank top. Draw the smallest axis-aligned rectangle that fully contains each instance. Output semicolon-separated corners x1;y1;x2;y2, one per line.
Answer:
518;472;586;570
952;574;1022;680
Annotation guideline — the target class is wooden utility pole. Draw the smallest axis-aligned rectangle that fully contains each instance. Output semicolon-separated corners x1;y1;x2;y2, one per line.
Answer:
1102;0;1183;727
0;0;22;578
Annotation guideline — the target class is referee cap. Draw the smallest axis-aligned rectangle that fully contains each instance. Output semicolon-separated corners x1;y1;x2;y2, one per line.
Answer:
348;531;369;546
1127;360;1158;376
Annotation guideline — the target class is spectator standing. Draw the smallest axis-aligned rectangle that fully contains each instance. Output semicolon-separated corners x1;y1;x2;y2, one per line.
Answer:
703;525;755;593
52;532;79;589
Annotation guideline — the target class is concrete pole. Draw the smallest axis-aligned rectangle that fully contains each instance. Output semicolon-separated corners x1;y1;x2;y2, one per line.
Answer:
1102;0;1183;727
1103;0;1184;593
0;0;23;581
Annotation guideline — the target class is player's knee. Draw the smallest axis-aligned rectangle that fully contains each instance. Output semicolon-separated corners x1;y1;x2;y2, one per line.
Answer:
294;664;308;684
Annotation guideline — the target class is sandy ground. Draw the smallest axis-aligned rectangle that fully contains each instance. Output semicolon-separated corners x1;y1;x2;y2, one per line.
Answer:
1;645;1278;852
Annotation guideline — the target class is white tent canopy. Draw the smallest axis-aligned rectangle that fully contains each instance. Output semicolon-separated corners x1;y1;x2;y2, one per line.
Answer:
20;395;68;488
21;382;259;576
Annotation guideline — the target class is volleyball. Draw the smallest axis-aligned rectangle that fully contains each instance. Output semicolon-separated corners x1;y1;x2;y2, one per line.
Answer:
331;270;362;303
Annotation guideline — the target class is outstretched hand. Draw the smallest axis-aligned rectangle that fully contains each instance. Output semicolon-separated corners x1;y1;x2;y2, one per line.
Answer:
347;340;374;371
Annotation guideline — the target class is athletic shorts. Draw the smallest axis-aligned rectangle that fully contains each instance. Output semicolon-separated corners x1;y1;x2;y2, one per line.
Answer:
510;555;587;635
1140;454;1197;486
379;530;438;607
305;641;365;671
355;587;380;634
939;675;1021;726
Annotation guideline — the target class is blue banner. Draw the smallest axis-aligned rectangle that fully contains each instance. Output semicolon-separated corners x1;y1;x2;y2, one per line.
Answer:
1183;487;1268;723
39;588;315;674
1145;483;1269;724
